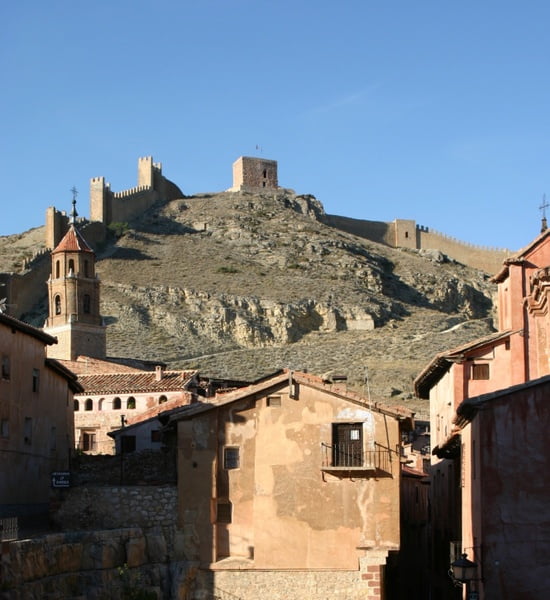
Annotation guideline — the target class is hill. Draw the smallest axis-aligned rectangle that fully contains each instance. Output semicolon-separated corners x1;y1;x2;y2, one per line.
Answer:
1;189;498;418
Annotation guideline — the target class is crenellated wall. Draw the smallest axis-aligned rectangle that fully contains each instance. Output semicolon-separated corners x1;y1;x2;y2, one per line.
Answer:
324;214;512;273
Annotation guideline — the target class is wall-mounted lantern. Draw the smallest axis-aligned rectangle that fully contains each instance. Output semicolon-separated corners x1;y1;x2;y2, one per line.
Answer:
451;552;478;584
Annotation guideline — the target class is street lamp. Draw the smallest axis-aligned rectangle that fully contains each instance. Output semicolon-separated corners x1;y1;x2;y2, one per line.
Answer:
451;553;478;584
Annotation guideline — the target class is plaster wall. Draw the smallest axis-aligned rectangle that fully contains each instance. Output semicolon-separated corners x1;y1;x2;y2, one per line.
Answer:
429;370;456;454
74;391;189;454
178;382;400;574
464;379;550;599
0;324;73;514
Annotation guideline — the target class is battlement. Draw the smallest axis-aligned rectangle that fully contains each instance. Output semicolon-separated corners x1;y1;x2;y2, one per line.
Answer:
417;224;511;254
113;185;151;198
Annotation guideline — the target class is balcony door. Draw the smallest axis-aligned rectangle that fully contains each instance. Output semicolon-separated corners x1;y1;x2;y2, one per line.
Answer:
332;423;363;467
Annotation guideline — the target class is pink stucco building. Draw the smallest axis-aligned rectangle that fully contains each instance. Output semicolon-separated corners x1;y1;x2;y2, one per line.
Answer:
415;227;550;599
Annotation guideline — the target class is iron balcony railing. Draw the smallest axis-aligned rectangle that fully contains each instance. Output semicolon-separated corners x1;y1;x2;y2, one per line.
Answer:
0;517;18;541
321;442;392;471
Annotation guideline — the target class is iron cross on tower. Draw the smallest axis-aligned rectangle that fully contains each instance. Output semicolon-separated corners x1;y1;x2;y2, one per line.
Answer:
540;194;549;232
70;186;78;224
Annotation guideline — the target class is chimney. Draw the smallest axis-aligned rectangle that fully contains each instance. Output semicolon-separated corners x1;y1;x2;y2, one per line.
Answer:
155;365;163;381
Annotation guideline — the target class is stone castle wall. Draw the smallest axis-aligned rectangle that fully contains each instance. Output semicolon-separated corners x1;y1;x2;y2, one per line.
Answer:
324;214;511;274
416;226;510;273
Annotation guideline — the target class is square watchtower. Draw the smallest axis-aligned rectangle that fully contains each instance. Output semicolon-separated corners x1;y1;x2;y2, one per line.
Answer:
231;156;278;191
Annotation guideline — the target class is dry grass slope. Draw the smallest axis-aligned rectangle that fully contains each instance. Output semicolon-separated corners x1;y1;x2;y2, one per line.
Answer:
2;190;498;418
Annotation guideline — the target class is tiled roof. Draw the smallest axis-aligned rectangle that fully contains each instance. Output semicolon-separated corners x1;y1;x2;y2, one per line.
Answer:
57;356;145;375
52;225;94;254
0;312;57;345
76;370;197;395
166;369;413;424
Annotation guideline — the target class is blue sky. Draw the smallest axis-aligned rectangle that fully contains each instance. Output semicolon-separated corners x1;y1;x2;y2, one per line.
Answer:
2;1;550;251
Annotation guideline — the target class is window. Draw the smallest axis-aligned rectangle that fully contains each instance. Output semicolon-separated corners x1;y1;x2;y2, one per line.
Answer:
1;419;8;438
83;294;91;314
113;397;121;410
332;423;363;467
32;369;40;393
68;259;75;274
224;447;240;470
24;417;32;445
55;260;60;278
217;500;232;523
151;429;161;443
471;363;490;380
84;260;89;277
121;435;136;453
127;397;136;410
74;399;79;411
159;395;168;404
81;431;96;452
85;398;93;411
267;395;281;407
55;295;61;315
1;355;10;380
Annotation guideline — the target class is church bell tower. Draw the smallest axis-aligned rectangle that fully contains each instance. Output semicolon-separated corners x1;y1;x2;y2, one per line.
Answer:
45;197;106;360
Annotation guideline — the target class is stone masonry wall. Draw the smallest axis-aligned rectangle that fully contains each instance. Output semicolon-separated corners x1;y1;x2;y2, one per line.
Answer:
0;486;191;599
417;227;509;274
196;568;381;600
52;485;177;532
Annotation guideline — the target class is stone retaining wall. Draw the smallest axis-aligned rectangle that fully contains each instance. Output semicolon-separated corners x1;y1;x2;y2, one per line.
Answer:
52;485;177;532
0;527;195;600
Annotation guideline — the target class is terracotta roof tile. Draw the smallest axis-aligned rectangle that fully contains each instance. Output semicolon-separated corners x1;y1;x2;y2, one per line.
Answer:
76;370;197;395
52;225;94;254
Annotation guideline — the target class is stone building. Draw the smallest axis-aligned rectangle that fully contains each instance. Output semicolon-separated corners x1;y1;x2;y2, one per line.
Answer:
166;369;413;600
228;156;278;191
414;224;550;599
0;312;81;525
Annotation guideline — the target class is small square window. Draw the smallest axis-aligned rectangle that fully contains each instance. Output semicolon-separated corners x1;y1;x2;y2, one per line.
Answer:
224;447;240;470
151;430;161;443
267;395;281;407
471;363;490;380
1;419;9;438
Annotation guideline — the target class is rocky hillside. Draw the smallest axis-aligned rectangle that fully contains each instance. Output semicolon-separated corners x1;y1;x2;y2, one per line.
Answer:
2;189;499;417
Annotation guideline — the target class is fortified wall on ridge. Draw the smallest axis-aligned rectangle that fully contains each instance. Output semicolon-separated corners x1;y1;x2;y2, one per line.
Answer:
2;155;513;322
323;215;511;274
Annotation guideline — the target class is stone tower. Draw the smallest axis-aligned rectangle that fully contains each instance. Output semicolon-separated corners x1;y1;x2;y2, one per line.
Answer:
44;203;106;360
230;156;278;191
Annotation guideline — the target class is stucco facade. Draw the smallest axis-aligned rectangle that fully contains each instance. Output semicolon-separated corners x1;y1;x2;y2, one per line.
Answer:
0;313;80;519
73;367;197;454
415;227;550;599
171;370;411;600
